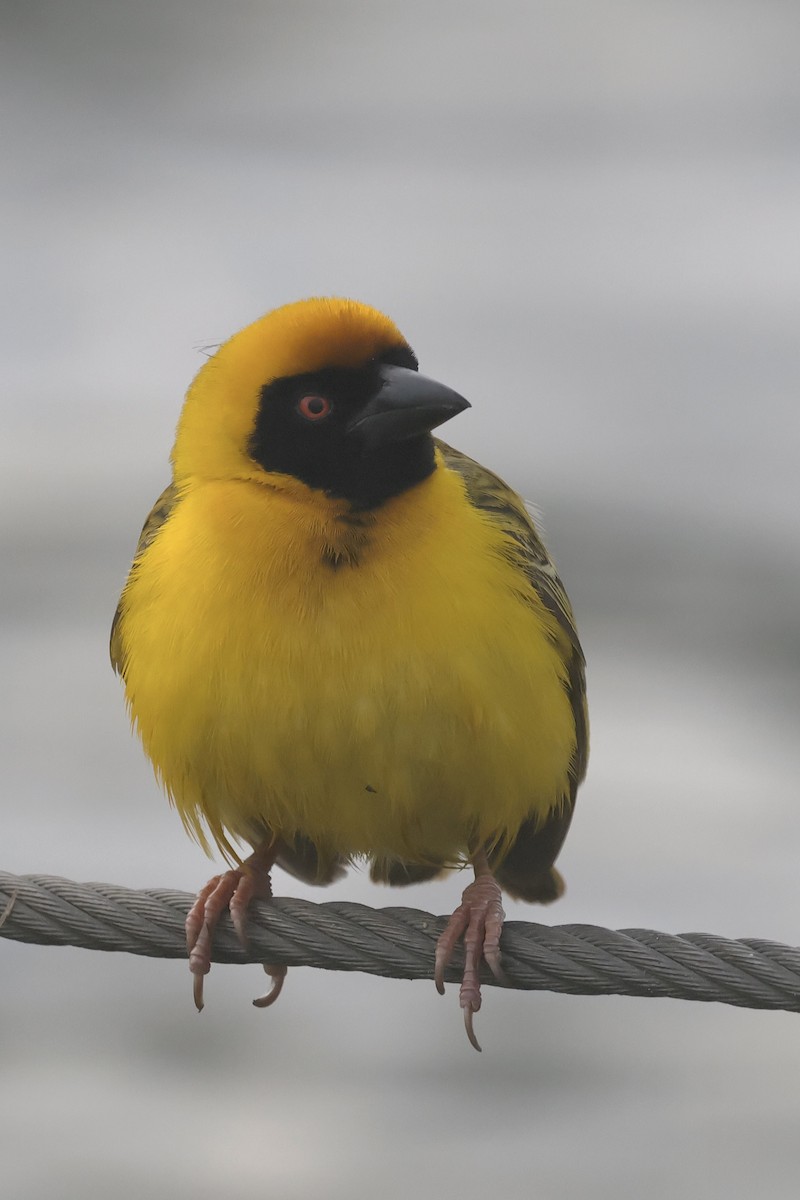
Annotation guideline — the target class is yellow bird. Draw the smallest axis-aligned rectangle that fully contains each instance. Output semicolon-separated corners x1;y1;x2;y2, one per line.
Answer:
111;298;588;1050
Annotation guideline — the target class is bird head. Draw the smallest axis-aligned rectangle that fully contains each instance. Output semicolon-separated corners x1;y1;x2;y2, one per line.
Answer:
172;297;470;508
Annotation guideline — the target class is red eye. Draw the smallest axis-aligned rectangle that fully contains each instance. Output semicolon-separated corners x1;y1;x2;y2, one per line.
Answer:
297;394;332;421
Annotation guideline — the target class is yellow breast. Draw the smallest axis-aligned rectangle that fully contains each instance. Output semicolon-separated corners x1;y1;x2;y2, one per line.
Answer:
119;462;575;864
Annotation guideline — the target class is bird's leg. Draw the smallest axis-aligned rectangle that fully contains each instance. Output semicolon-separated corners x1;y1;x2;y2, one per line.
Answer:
185;838;287;1012
434;849;508;1052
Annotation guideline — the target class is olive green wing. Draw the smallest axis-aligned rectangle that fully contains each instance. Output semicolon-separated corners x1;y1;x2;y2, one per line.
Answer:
436;439;588;902
110;483;180;676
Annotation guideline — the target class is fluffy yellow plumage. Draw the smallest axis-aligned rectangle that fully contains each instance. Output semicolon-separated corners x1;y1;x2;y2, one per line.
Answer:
112;297;587;1049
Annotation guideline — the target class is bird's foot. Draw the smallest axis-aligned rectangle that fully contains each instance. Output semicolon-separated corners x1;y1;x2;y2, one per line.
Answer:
434;864;508;1052
185;844;286;1011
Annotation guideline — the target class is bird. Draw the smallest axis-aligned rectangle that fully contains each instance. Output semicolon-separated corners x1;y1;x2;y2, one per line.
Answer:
111;297;587;1050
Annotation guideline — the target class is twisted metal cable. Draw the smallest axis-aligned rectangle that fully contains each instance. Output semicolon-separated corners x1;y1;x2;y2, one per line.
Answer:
2;870;800;1011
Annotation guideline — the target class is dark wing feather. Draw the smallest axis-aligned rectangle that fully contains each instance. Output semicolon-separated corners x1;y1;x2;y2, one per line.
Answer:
436;440;588;902
110;483;180;675
272;834;348;887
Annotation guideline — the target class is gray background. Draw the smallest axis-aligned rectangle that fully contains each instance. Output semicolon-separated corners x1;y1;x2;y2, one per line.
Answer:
3;2;800;1197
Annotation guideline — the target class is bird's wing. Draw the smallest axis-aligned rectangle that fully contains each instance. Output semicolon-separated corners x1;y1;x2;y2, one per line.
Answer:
436;440;588;900
110;483;181;674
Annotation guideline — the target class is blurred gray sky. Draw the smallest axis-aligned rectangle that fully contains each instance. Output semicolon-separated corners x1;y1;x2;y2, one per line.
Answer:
2;3;800;1199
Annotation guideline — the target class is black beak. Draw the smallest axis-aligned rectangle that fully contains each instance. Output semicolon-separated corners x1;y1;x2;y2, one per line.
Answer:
347;365;470;447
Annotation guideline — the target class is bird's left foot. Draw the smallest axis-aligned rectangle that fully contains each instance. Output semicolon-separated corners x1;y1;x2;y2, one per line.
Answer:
435;858;508;1052
185;845;286;1011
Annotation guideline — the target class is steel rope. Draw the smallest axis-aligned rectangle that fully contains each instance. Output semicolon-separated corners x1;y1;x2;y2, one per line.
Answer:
2;871;800;1011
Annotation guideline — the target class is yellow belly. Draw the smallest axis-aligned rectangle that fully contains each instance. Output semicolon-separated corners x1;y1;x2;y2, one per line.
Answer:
119;466;575;864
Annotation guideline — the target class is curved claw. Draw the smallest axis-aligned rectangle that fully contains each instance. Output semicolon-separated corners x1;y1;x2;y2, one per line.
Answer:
434;947;448;995
253;964;288;1009
463;1006;482;1053
484;950;510;988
